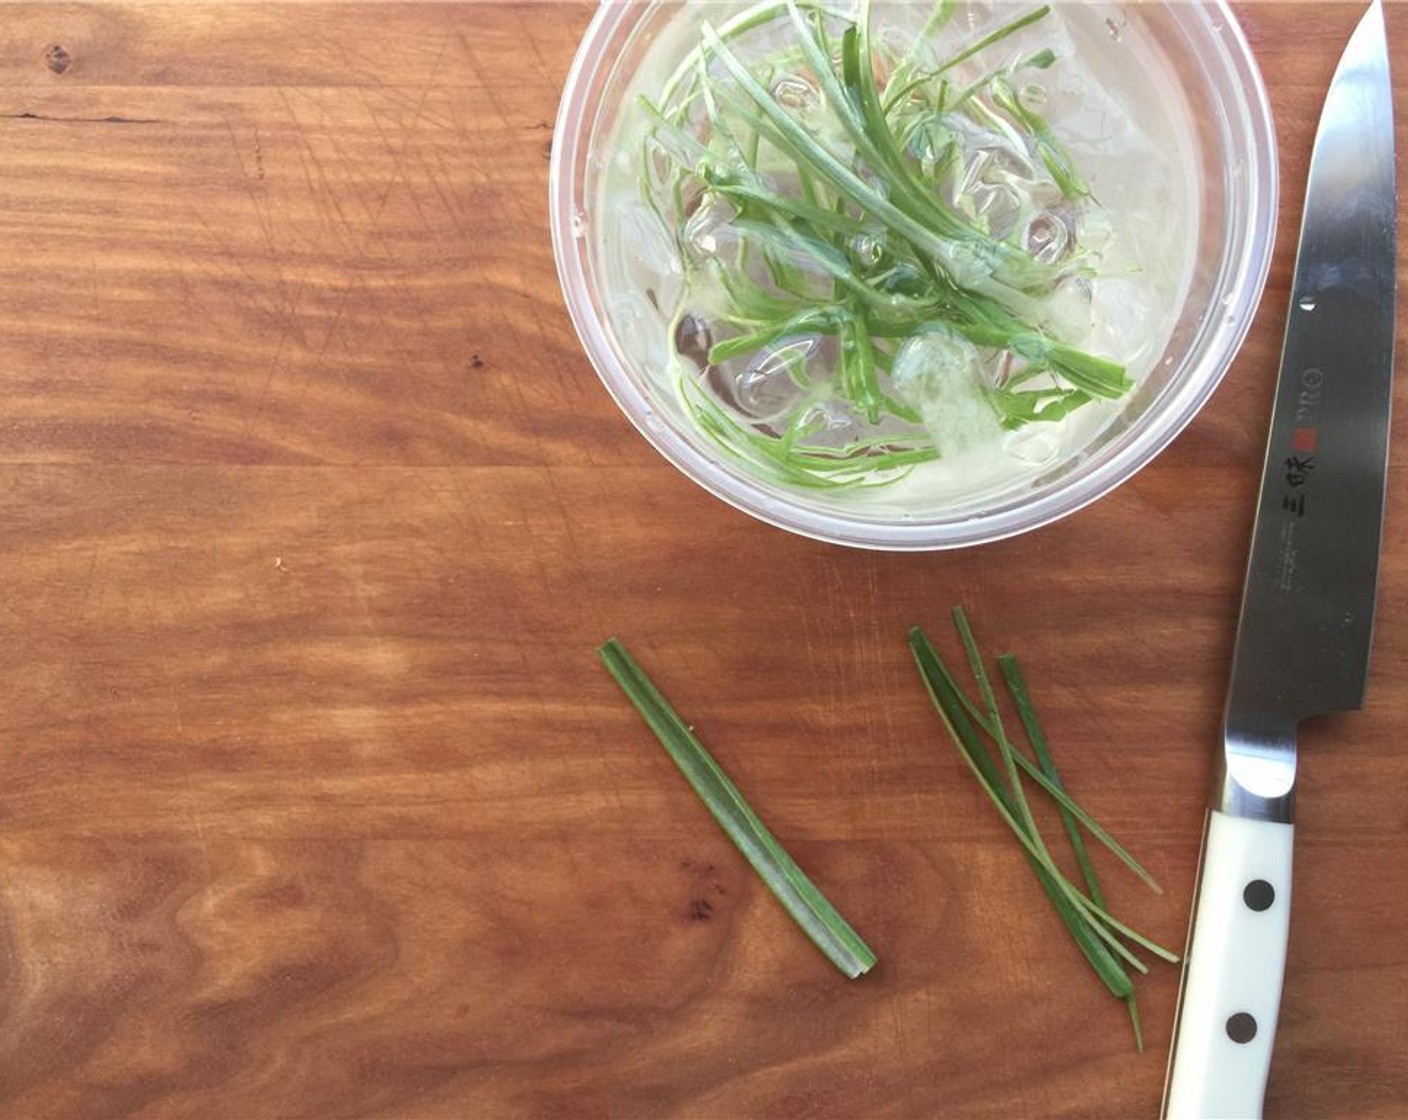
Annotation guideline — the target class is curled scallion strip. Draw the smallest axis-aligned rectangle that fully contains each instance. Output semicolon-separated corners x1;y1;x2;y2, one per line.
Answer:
642;0;1132;490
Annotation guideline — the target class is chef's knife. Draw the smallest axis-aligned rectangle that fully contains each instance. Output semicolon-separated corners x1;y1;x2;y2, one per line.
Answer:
1164;3;1397;1117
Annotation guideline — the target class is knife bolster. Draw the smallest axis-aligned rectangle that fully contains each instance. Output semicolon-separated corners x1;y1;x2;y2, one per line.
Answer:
1214;726;1297;823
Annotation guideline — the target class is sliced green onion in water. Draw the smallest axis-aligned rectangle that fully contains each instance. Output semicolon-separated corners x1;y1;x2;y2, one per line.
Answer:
643;0;1134;491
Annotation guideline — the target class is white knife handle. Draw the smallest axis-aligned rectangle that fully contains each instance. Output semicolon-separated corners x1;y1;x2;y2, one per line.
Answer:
1165;811;1294;1120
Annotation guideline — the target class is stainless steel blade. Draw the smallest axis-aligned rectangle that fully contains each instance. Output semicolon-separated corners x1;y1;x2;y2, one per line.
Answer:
1220;0;1397;821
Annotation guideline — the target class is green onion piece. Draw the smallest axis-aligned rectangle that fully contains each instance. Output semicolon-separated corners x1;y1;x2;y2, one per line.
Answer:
989;75;1090;198
1000;653;1162;897
946;612;1172;960
599;638;877;979
884;0;957;105
935;3;1051;76
920;652;1164;969
909;612;1181;1049
1006;749;1163;895
951;608;1047;866
908;628;1133;1000
644;1;1135;491
1068;890;1179;964
947;610;1157;970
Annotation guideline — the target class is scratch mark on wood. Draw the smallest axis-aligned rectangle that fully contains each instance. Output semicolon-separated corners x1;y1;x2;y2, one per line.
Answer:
358;87;434;235
3;110;163;125
514;8;553;79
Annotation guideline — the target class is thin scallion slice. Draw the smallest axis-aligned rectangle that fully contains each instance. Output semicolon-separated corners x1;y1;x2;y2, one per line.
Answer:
1000;652;1108;906
908;628;1133;1000
908;609;1177;1048
600;637;877;979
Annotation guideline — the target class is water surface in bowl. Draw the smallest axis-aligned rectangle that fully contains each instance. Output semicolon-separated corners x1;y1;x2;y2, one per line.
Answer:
588;1;1201;518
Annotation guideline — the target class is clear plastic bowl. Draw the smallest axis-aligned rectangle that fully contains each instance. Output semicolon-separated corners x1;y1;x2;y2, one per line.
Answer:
550;1;1277;550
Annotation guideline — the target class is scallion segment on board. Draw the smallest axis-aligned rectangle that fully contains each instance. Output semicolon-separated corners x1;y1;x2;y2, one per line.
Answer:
600;637;877;979
909;607;1177;1048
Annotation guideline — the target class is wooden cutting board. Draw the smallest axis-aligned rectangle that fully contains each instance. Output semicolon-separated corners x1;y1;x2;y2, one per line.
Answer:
0;3;1404;1116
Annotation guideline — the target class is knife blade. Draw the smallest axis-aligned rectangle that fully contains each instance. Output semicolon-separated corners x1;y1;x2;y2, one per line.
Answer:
1164;3;1397;1117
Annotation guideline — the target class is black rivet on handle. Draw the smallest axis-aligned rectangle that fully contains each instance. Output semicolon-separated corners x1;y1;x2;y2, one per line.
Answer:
1243;879;1275;912
1226;1013;1258;1044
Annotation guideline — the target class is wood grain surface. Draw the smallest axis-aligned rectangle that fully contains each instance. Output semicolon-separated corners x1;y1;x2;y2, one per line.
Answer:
1;3;1405;1117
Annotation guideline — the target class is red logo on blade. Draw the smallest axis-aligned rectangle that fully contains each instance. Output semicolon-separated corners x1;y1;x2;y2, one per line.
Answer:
1292;427;1318;453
